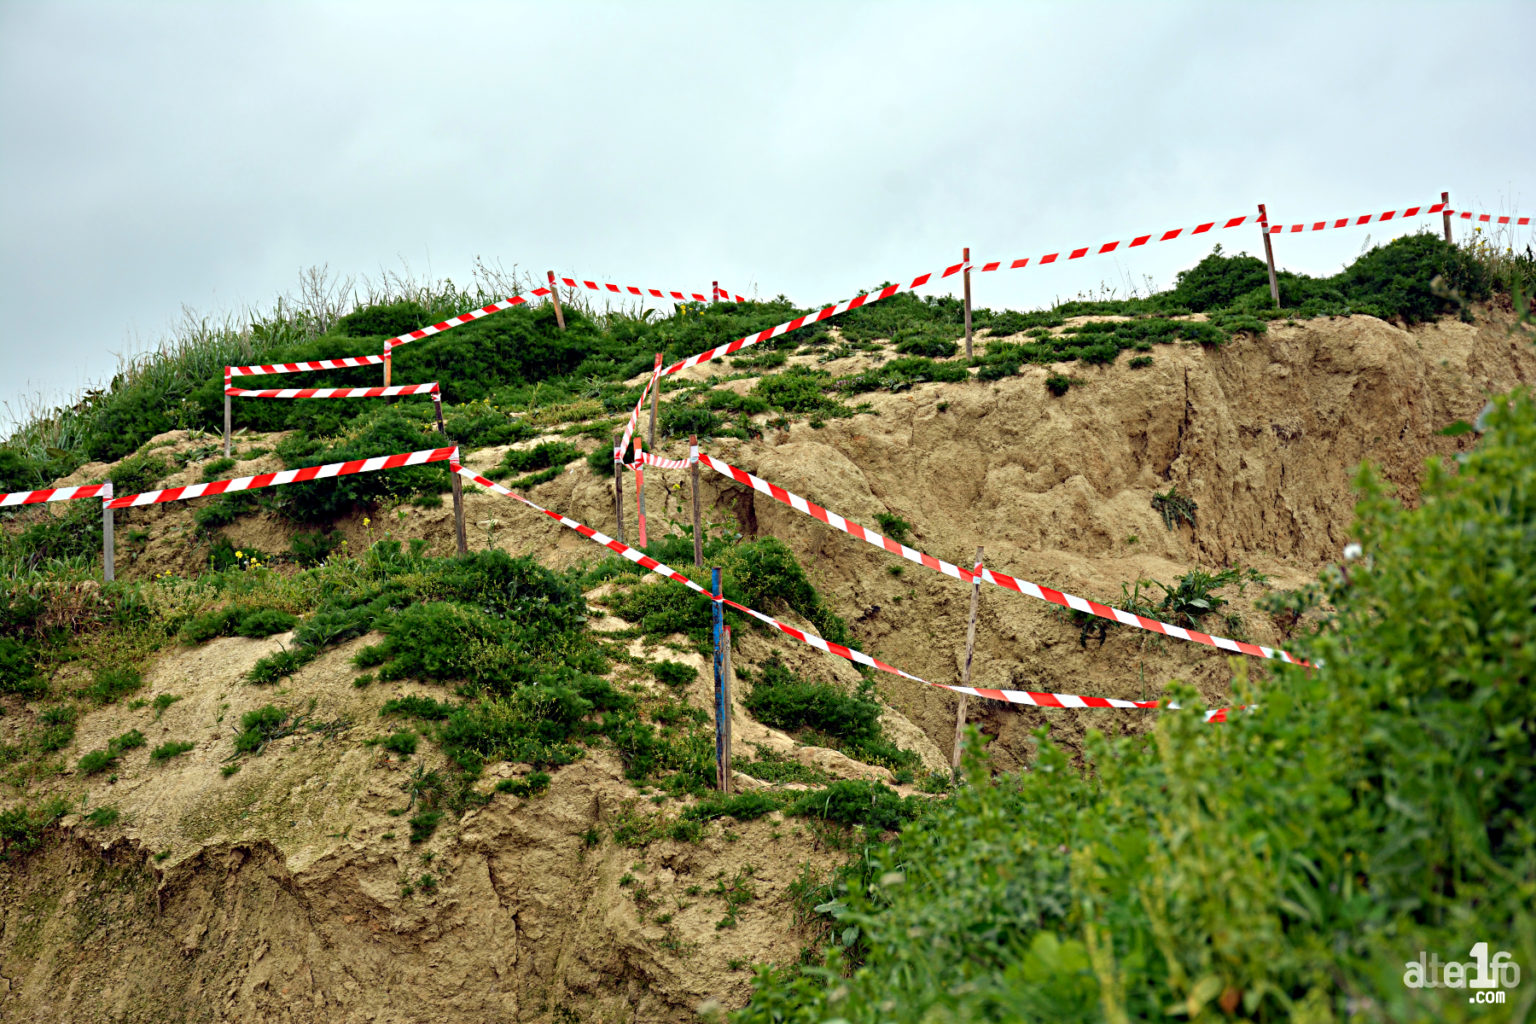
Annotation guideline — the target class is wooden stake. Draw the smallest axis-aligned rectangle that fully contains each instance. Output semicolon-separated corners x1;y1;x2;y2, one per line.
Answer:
1442;191;1453;243
383;346;391;387
433;394;467;555
962;246;973;359
547;270;566;331
712;280;719;303
1258;204;1280;308
611;431;625;545
951;545;984;771
690;433;703;568
711;567;729;792
223;394;232;458
101;488;115;584
721;624;734;794
634;436;648;549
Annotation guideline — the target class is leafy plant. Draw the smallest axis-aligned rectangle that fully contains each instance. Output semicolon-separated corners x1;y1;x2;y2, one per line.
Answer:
149;739;195;763
1151;484;1197;531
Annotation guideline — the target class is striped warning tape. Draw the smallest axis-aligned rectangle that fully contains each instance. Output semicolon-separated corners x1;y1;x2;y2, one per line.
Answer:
1265;201;1447;234
974;215;1263;273
660;262;970;376
451;458;1230;720
224;383;440;399
106;447;456;509
384;288;553;355
630;445;698;471
696;451;1307;666
1;482;112;508
558;276;748;304
1451;210;1531;226
226;356;386;378
617;355;664;462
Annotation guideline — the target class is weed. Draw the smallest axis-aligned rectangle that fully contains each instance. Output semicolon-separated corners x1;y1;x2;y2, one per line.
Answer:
381;730;418;758
149;740;195;763
874;512;911;544
495;770;552;798
1151;484;1198;531
1044;372;1086;397
85;666;143;705
83;805;120;827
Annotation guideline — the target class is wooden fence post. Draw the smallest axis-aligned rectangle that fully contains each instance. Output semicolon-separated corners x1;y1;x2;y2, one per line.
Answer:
101;485;115;584
1442;191;1453;243
712;567;730;792
223;393;232;458
634;436;648;548
951;546;984;770
611;432;625;545
712;280;719;303
962;246;973;359
1258;204;1280;308
383;342;392;387
547;271;566;331
690;434;703;568
433;392;467;555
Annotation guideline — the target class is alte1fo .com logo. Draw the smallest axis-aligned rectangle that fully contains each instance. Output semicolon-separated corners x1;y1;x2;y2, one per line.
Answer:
1404;943;1521;1006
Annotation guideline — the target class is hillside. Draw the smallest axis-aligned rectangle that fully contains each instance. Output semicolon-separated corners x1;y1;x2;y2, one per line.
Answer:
2;235;1534;1022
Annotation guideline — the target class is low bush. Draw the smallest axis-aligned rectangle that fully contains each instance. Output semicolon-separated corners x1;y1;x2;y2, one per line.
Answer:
786;779;919;832
495;770;552;798
743;658;914;770
149;739;195;762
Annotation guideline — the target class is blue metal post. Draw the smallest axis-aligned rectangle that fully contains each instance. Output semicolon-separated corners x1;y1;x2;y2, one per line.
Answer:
711;566;727;791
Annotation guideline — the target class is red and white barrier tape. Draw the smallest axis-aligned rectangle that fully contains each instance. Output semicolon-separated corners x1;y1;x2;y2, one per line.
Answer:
559;276;748;305
630;445;698;471
1450;209;1531;226
697;451;1307;666
1;482;112;508
226;356;386;379
451;459;1228;720
384;288;553;355
660;262;969;376
975;215;1262;273
617;355;664;462
1264;201;1447;234
224;383;440;399
106;447;456;509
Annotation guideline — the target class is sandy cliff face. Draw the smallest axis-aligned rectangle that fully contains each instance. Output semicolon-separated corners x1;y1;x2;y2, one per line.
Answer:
4;309;1531;1022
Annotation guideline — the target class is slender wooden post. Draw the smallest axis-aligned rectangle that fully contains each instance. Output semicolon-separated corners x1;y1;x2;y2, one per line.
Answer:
1442;191;1453;243
101;485;115;584
951;546;984;771
962;246;973;359
433;392;467;555
383;342;392;387
634;436;648;548
647;352;661;449
712;280;719;303
711;567;729;792
690;434;703;568
721;624;734;794
611;431;625;544
1258;204;1280;308
223;394;232;458
547;271;566;331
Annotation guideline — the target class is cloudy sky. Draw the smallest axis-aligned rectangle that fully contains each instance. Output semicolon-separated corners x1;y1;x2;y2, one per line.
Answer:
2;0;1532;432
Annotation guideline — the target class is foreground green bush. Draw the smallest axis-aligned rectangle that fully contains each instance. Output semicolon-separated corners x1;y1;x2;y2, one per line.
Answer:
738;389;1536;1023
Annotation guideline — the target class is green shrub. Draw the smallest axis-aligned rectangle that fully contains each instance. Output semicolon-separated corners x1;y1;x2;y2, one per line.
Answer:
149;740;195;763
497;441;582;478
743;658;914;770
381;695;458;720
753;366;837;414
738;391;1536;1023
653;660;696;689
233;705;288;754
381;730;418;757
199;457;237;481
83;805;120;827
408;809;442;844
495;771;551;798
85;666;142;705
107;452;170;497
1043;372;1084;397
180;606;296;644
289;530;340;566
247;645;317;684
0;796;69;860
684;791;783;822
786;779;918;832
0;638;43;695
873;513;910;544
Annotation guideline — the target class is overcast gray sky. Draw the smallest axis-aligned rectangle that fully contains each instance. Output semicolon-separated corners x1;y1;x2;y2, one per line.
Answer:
2;0;1532;433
